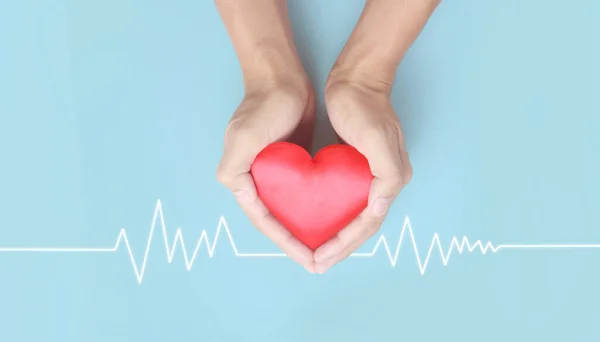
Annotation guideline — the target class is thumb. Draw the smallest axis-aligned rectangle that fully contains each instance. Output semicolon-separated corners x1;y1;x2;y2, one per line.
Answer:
216;121;268;200
222;172;259;205
366;151;412;218
366;177;400;218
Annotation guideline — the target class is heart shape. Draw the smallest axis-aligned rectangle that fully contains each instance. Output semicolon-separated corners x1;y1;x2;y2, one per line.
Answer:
250;142;374;250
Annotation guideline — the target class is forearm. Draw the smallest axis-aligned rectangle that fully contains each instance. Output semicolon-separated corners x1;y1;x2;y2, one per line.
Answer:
328;0;440;91
215;0;308;89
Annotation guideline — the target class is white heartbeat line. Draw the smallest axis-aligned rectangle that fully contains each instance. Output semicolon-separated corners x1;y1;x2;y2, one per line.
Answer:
1;200;600;284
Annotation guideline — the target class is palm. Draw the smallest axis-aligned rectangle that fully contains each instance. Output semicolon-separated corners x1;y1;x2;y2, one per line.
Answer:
325;83;404;158
226;87;315;154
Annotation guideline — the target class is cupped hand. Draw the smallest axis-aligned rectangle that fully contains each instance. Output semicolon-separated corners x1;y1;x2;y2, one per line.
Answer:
314;77;413;273
216;78;317;272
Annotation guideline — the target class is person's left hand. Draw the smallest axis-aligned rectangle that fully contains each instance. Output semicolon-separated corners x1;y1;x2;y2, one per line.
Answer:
313;76;413;274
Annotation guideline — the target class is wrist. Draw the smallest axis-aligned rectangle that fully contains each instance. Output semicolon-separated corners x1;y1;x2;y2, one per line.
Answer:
327;0;440;91
243;64;314;118
215;0;309;93
325;63;395;97
242;46;310;94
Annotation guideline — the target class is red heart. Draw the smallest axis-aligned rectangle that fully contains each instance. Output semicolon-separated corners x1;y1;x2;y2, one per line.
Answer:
250;142;374;250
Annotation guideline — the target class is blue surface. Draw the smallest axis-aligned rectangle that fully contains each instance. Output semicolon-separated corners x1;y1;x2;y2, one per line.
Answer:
1;0;599;341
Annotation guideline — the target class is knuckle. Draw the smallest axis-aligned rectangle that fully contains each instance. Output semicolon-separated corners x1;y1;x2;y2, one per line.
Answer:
382;121;402;144
390;165;409;187
394;153;413;187
384;164;408;191
215;166;233;187
390;176;406;190
225;116;255;143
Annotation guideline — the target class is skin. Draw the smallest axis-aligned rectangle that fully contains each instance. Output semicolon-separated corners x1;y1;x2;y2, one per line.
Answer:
215;0;440;274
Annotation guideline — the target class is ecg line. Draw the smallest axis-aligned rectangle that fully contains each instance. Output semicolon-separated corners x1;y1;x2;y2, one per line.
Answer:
0;200;599;284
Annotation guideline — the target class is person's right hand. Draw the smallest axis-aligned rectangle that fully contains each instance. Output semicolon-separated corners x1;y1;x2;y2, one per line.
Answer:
216;78;317;272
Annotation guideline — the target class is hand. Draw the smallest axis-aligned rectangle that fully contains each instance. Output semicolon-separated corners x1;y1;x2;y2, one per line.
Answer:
308;0;437;273
215;0;318;272
216;78;317;272
313;76;413;273
215;0;435;274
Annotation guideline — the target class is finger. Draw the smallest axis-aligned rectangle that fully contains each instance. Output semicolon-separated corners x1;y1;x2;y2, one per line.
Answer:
313;208;383;264
315;220;380;274
216;117;268;205
316;156;411;272
234;178;315;270
312;161;410;267
355;124;406;179
312;156;410;273
366;176;402;218
365;146;412;218
227;172;259;206
313;163;406;264
218;143;315;270
216;123;268;193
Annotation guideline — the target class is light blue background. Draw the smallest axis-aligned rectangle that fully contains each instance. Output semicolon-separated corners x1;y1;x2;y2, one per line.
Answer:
1;0;599;341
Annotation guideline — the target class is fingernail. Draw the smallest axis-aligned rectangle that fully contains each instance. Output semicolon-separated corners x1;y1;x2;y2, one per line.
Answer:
371;198;392;217
304;262;316;274
315;263;331;274
234;189;253;203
